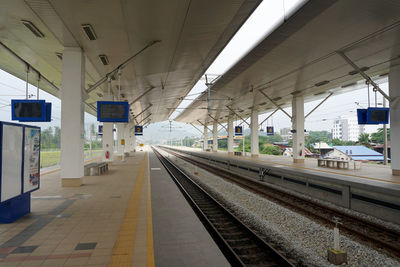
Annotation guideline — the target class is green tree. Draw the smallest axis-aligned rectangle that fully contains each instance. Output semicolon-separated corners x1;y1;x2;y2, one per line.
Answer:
40;127;53;150
370;128;390;144
358;133;371;147
218;139;227;150
53;126;61;148
261;145;281;155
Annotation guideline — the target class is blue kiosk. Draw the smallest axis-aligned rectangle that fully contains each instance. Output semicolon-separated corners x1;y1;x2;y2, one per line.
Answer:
0;122;41;223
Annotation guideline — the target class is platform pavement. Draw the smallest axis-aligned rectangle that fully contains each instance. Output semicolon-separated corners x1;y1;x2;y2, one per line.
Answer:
0;147;228;266
174;146;400;186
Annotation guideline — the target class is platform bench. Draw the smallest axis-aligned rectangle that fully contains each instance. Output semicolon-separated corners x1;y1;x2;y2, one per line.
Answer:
234;151;242;156
318;159;350;169
84;162;109;176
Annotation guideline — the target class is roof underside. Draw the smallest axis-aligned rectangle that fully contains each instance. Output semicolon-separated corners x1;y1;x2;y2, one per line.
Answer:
0;0;261;123
175;0;400;125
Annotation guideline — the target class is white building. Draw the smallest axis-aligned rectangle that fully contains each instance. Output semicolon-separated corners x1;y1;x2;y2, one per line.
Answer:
332;116;381;141
332;116;365;141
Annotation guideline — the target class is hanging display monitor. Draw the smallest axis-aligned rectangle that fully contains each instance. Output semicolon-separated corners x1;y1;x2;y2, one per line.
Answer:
357;109;367;124
45;102;52;122
366;107;389;124
235;126;243;136
135;125;143;136
11;100;46;122
97;101;129;123
267;126;274;136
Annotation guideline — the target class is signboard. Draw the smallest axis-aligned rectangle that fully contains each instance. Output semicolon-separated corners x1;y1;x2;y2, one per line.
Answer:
0;122;40;202
367;107;389;124
357;108;390;125
97;101;129;123
266;126;274;136
121;139;125;146
23;127;40;193
235;126;243;136
98;125;103;135
135;126;143;136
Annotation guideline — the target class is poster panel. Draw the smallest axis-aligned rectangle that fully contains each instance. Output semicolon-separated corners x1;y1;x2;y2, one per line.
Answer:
23;127;40;193
1;124;23;202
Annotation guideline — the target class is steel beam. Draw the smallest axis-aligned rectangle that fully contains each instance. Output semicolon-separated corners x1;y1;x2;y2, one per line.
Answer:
259;90;292;119
337;51;390;101
305;92;333;119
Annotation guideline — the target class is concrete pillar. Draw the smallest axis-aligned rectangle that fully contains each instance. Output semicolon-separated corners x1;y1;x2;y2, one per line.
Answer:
292;95;305;163
116;123;125;156
132;130;137;152
60;47;85;187
102;96;114;162
250;110;259;157
227;117;234;155
124;124;130;153
213;122;218;152
203;126;208;150
102;122;114;162
389;64;400;175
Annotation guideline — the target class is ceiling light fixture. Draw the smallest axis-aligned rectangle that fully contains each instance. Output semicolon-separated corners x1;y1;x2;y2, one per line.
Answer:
348;66;369;75
81;24;97;40
21;20;45;38
99;55;109;65
55;52;63;60
341;82;357;88
315;80;329;87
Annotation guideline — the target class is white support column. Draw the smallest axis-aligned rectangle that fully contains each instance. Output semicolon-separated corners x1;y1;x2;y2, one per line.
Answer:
292;96;305;163
124;124;130;153
132;130;137;152
213;122;218;152
250;110;259;157
227;116;234;155
60;47;85;187
203;126;208;150
116;123;125;157
389;64;400;175
102;122;114;162
102;96;114;162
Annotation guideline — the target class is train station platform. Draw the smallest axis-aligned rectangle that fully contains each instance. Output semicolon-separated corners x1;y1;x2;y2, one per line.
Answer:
165;146;400;224
0;148;228;266
175;146;400;186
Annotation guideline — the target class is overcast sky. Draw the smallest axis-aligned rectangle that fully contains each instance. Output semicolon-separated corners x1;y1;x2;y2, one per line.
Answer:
0;0;388;140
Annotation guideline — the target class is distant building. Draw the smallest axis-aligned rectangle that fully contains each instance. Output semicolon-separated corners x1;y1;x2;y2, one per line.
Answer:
282;147;313;157
326;145;387;162
373;142;391;159
313;142;333;157
332;116;365;141
280;127;292;141
331;116;382;142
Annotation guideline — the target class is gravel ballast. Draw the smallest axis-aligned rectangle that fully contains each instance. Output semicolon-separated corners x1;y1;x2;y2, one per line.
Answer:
164;152;400;267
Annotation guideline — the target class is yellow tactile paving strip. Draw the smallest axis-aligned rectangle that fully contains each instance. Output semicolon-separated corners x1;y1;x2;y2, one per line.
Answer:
109;151;155;267
146;153;155;267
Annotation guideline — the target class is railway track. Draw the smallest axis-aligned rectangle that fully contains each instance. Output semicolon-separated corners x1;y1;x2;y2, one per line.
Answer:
152;146;294;267
159;146;400;259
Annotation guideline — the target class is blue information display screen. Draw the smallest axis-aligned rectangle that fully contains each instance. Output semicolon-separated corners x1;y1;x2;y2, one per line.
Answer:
11;100;46;121
367;108;389;124
97;101;129;122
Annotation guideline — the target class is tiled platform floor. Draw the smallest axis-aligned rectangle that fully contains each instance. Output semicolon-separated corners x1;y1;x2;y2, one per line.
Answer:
0;152;149;267
0;148;229;267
